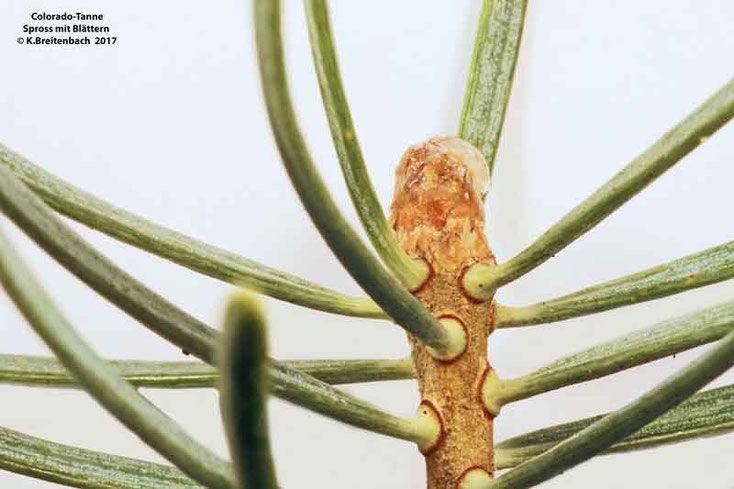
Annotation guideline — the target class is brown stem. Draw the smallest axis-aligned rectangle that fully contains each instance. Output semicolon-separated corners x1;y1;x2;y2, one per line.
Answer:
391;137;497;488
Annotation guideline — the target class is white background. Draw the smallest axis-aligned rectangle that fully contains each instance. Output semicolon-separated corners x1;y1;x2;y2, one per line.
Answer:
1;1;733;487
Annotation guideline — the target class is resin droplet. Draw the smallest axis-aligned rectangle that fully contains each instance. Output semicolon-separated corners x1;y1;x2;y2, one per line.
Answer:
429;137;490;198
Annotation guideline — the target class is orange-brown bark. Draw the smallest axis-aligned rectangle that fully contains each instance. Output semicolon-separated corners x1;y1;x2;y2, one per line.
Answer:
390;137;497;489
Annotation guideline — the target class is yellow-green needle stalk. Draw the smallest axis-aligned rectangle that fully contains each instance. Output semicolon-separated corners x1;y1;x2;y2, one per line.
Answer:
219;294;278;489
459;0;527;177
269;362;421;442
0;354;415;389
464;77;734;298
280;357;414;384
488;329;734;488
486;299;734;410
254;0;453;355
0;142;385;319
304;0;429;290
497;240;734;327
0;425;202;489
495;384;734;469
0;229;236;489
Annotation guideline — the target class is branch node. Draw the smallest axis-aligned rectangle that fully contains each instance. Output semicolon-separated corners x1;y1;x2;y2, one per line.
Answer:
461;264;497;302
479;364;504;417
426;315;468;362
457;467;493;489
408;257;433;293
412;400;444;455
